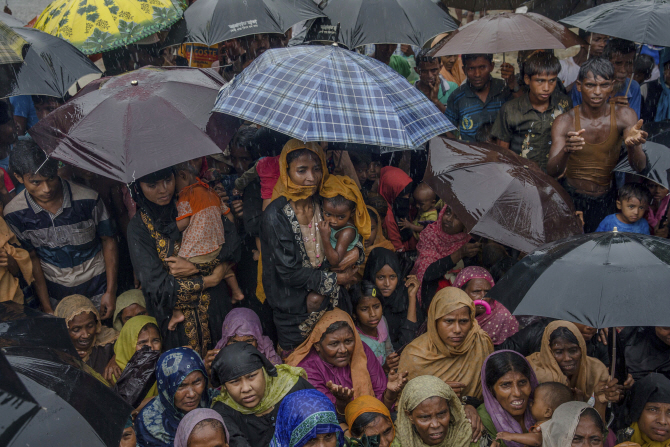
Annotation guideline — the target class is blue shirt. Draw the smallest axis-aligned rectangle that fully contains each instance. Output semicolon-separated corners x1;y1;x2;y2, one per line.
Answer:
9;96;39;130
595;213;650;234
571;78;641;118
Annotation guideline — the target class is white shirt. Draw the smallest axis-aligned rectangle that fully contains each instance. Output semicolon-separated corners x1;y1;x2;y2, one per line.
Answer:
559;57;581;89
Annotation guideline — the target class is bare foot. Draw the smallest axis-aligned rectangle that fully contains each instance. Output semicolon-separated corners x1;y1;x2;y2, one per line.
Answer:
168;309;184;331
231;289;245;304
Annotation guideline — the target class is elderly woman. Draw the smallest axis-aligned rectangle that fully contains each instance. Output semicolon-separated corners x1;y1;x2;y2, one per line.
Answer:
287;308;406;415
542;402;606;447
617;373;670;447
135;347;218;446
363;247;420;349
378;166;415;251
113;289;147;331
453;267;518;345
174;409;229;447
414;205;481;312
270;389;345;447
396;375;474;447
54;294;118;378
345;396;398;447
527;321;622;421
126;167;240;355
211;343;312;447
477;351;539;447
260;140;361;354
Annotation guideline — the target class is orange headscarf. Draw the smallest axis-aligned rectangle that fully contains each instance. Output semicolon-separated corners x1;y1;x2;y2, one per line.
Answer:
286;308;374;399
431;33;466;86
321;174;371;242
345;395;395;439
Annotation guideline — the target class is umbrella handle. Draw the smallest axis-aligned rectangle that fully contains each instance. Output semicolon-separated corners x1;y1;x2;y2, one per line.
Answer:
624;45;643;97
473;300;491;315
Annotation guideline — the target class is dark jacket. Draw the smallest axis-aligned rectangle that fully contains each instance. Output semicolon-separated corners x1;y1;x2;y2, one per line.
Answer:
622;326;670;382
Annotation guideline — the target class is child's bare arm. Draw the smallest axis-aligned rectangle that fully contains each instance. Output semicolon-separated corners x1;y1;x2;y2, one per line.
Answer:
176;216;190;232
318;222;356;267
496;432;542;447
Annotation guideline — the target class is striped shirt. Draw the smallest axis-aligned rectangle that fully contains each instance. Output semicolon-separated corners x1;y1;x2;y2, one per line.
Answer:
445;78;512;142
4;179;115;302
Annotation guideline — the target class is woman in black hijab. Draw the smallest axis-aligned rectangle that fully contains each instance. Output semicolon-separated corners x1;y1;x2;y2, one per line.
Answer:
126;167;240;355
363;247;421;349
211;343;312;447
618;373;670;447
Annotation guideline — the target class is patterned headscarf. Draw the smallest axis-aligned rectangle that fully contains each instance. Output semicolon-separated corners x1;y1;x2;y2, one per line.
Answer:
135;348;219;447
452;266;495;289
270;389;344;447
214;308;282;364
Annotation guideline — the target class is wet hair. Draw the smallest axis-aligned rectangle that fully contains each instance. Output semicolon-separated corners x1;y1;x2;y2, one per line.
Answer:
484;351;532;392
9;139;59;178
579;407;607;435
351;281;382;312
323;194;356;212
231;126;259;157
191;418;227;443
173;160;199;176
578;57;615;82
32;95;65;107
549;327;581;346
523;52;561;78
462;53;494;65
366;195;388;220
319;321;353;342
286;148;319;168
416;49;441;69
634;54;655;79
535;382;573;411
351;412;391;438
618;182;652;205
349;152;371;170
0;101;11;126
603;38;637;59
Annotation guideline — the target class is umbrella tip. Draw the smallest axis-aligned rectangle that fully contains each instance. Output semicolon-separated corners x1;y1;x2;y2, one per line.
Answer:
613;227;618;233
131;80;138;86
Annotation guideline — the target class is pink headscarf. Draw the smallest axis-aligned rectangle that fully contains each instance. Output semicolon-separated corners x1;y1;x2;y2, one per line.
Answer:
414;206;469;304
174;409;229;447
214;308;282;365
453;266;518;345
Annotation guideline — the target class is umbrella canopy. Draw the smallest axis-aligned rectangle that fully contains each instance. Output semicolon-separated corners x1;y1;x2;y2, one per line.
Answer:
644;120;670;147
614;141;670;189
0;302;78;357
34;0;184;55
304;0;457;49
30;66;231;183
561;0;670;47
0;351;39;446
521;0;616;22
439;0;524;11
0;12;24;27
489;231;670;328
3;344;132;446
213;45;454;150
2;26;101;98
431;12;586;57
181;0;324;47
423;137;583;254
0;21;26;65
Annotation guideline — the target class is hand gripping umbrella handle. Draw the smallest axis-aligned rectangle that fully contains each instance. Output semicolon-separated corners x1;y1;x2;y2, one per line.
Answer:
473;300;491;315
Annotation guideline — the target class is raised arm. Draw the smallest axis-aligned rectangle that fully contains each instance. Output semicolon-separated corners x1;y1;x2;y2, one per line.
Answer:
619;107;647;173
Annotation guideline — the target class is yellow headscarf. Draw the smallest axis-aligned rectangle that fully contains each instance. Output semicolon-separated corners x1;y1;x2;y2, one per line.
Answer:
112;289;146;332
54;294;119;362
397;287;493;399
321;174;371;242
630;422;670;447
397;375;472;447
526;320;609;397
114;315;160;399
0;216;32;303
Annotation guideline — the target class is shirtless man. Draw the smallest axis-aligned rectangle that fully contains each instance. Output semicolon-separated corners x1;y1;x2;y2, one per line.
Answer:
548;58;647;233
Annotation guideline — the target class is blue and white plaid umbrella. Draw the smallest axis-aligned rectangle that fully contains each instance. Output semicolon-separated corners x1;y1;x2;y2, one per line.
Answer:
212;45;455;150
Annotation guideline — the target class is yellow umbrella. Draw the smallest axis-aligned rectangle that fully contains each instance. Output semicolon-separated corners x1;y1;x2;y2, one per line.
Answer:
0;21;27;64
34;0;185;55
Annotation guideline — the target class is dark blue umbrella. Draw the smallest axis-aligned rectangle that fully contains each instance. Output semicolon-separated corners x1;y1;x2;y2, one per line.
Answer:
212;45;455;150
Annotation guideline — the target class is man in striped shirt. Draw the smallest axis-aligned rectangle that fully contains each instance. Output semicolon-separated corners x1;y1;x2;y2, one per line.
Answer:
4;140;118;317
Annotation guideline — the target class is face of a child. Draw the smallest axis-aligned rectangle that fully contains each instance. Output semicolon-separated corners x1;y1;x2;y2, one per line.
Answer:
365;218;378;248
441;206;466;235
355;296;383;331
616;196;648;224
368;161;381;181
530;387;552;423
375;265;398;298
322;200;353;230
647;182;670;202
354;162;369;185
413;188;437;214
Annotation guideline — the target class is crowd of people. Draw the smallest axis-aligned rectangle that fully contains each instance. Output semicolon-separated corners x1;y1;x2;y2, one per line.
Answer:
2;6;670;447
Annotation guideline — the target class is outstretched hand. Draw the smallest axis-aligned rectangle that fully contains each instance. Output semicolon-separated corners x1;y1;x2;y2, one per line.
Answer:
386;369;409;394
326;381;354;405
566;129;586;152
625;119;647;147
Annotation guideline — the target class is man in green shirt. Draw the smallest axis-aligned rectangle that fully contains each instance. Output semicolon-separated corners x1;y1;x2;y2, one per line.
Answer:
373;44;412;81
492;52;571;171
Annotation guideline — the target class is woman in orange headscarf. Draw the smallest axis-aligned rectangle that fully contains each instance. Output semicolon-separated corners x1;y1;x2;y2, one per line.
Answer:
345;395;398;447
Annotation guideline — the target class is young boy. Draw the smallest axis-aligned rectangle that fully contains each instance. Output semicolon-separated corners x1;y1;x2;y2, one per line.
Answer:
492;52;571;172
595;183;651;234
496;382;574;447
169;160;241;330
398;182;438;240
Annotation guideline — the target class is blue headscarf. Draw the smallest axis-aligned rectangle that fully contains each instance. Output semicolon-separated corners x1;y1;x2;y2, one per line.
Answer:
655;49;670;122
135;348;219;447
270;389;345;447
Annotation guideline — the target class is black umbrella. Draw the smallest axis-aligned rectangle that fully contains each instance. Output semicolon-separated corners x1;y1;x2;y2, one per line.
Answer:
489;231;670;329
614;141;670;189
520;0;616;23
305;0;457;49
180;0;325;47
3;343;132;446
0;351;39;446
561;0;670;47
0;301;77;357
644;120;670;147
439;0;524;11
1;26;101;98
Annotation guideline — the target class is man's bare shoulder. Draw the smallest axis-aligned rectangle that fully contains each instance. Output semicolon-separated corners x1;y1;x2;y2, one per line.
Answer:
554;107;576;127
614;103;639;127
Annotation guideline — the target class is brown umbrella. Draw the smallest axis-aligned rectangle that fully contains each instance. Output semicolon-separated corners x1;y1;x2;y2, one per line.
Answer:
30;66;239;184
423;137;583;254
431;12;586;57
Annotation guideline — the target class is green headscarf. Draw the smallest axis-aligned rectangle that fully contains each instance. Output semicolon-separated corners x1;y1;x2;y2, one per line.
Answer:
113;289;146;331
114;315;160;398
